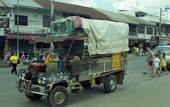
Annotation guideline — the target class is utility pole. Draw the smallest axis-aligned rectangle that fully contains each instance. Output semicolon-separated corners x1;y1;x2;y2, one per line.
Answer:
158;8;162;46
50;0;54;51
50;0;54;35
17;0;19;57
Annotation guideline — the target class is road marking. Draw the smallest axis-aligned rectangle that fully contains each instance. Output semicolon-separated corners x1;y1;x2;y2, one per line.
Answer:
0;75;16;78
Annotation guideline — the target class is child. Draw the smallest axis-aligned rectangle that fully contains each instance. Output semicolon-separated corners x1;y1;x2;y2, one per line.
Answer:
160;53;169;74
151;54;161;77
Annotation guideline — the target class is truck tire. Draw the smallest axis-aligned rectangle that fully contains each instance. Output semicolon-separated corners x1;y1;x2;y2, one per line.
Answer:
80;82;91;89
47;86;68;107
104;74;117;93
25;94;42;101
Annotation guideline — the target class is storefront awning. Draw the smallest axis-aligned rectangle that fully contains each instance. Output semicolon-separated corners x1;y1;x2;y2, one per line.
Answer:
160;38;170;40
6;33;45;40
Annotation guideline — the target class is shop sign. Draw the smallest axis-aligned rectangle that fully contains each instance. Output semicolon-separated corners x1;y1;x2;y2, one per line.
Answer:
112;53;120;70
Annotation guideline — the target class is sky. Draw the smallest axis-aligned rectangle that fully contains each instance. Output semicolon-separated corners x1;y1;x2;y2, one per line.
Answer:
56;0;170;19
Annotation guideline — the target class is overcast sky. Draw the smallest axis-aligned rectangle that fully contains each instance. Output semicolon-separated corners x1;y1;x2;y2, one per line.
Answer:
57;0;170;9
56;0;170;18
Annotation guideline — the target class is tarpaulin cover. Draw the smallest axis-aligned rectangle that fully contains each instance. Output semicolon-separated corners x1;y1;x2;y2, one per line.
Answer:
81;18;129;55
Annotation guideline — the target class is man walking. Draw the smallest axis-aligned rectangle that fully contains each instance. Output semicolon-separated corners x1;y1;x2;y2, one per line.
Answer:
143;47;154;74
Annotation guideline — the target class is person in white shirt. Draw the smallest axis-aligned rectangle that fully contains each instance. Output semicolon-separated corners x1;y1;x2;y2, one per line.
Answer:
151;54;161;77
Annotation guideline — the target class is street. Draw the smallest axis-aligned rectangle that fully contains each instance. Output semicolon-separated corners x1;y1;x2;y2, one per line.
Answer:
0;56;170;107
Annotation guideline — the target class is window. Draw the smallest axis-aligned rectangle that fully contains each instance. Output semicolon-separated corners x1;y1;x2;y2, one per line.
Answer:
129;26;137;36
43;15;55;27
138;27;145;34
15;15;28;26
163;28;167;35
147;27;153;35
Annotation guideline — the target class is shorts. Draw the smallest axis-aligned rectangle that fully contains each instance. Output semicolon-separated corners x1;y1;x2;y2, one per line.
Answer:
148;61;153;66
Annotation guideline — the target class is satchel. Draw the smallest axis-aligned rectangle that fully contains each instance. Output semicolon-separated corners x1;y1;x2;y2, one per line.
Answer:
17;59;20;64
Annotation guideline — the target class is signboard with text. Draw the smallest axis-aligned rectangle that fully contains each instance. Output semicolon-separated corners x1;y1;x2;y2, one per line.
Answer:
112;53;120;70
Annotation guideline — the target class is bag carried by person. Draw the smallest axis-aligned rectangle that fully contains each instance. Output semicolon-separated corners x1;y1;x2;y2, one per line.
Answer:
17;59;20;64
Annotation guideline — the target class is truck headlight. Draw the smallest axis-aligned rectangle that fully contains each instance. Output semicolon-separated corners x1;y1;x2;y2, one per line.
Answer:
21;74;25;80
18;75;22;79
37;78;46;85
41;78;46;84
38;78;42;84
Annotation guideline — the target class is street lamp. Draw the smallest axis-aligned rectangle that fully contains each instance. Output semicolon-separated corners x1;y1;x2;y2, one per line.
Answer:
17;0;19;57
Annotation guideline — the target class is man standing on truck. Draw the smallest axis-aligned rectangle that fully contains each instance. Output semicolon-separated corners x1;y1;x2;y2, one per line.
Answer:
143;47;154;74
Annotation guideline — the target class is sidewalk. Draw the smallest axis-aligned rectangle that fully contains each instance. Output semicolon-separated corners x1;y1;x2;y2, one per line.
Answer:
127;54;146;58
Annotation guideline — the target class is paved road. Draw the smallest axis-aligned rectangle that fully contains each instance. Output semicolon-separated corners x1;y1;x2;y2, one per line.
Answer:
0;56;170;107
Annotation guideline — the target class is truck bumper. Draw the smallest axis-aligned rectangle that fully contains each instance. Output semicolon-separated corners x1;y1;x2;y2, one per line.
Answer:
15;79;48;96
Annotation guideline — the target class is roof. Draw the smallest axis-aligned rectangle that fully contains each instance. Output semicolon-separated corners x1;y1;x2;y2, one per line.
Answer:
96;9;138;24
96;9;155;26
0;0;42;8
0;0;13;7
120;13;155;26
33;0;110;20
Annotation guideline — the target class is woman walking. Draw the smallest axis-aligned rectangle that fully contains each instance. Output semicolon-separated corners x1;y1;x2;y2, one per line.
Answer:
160;53;169;74
10;52;18;75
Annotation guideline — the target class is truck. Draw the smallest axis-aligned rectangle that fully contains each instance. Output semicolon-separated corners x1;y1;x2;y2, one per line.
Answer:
15;16;129;107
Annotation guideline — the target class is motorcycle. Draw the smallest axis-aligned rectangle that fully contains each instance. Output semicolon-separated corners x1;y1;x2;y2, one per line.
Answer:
23;55;33;65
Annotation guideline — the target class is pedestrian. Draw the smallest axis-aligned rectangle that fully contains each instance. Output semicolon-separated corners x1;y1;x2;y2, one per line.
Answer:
135;46;139;56
157;51;162;71
143;47;154;74
10;52;19;75
151;54;161;77
133;46;136;55
20;51;25;62
157;51;162;60
160;53;169;74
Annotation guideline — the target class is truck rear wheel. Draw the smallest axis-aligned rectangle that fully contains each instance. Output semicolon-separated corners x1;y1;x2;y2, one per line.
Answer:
25;94;42;101
104;74;117;93
47;86;68;107
80;82;91;89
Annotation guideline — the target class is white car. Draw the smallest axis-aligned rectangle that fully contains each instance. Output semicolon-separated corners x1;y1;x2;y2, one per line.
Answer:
153;46;170;68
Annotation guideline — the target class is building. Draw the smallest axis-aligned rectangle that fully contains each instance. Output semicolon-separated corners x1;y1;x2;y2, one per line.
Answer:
0;0;159;58
96;9;156;51
120;9;170;46
0;0;110;58
0;1;14;60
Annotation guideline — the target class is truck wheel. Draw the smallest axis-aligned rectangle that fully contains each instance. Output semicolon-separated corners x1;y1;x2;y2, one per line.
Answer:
80;82;91;88
25;94;42;101
104;74;117;93
47;86;68;107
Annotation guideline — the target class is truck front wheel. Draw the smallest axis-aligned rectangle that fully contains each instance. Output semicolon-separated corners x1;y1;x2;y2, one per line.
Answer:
104;74;117;93
25;94;42;101
47;86;68;107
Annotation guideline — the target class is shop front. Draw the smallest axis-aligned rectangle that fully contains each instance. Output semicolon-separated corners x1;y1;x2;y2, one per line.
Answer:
0;36;6;60
6;33;45;55
160;38;170;46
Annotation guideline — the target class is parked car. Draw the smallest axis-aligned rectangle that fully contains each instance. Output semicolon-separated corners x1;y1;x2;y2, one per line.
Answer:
153;46;170;68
